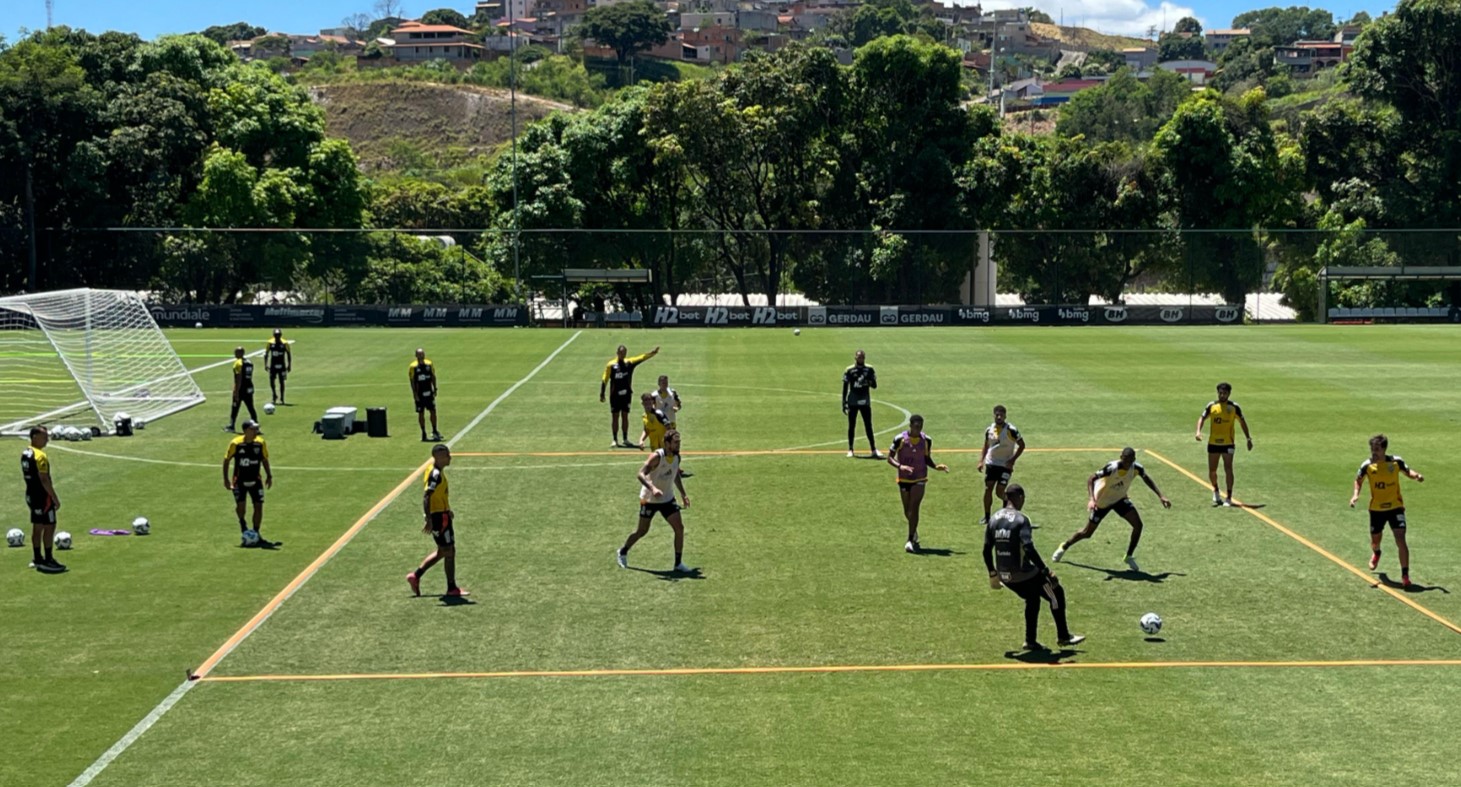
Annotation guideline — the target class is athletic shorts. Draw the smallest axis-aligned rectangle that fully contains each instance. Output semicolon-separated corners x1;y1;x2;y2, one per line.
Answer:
25;493;57;525
1207;444;1235;455
232;483;265;506
429;511;455;547
415;393;437;413
269;367;288;380
639;500;680;520
1369;508;1406;534
610;391;633;413
897;479;927;490
1089;497;1136;525
1006;571;1060;603
847;402;872;417
984;464;1013;486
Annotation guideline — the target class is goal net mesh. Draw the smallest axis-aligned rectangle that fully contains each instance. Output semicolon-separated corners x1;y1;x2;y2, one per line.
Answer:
0;289;204;435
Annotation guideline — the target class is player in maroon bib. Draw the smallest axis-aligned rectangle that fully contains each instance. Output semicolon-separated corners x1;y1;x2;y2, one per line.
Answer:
886;415;949;553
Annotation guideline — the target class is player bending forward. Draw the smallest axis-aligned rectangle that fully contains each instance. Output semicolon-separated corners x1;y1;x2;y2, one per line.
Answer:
984;484;1085;651
1052;447;1170;572
617;430;691;573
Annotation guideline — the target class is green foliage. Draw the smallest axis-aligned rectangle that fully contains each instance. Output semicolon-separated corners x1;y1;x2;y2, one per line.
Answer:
197;22;265;47
1157;31;1208;61
1231;6;1337;47
1056;67;1193;144
353;233;510;303
420;8;472;28
574;0;672;68
1173;16;1204;34
1023;7;1054;23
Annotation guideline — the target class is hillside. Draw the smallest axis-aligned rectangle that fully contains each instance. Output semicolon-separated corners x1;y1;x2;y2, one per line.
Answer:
1030;22;1151;52
309;82;575;171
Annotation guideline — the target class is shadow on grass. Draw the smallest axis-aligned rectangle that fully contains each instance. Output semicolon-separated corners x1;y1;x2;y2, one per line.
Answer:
1378;573;1449;594
438;594;476;607
1065;561;1185;583
1003;647;1080;664
910;547;961;557
1144;637;1166;643
631;566;705;582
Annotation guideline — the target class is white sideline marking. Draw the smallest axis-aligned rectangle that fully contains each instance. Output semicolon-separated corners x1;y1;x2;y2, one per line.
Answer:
67;331;582;786
68;681;193;787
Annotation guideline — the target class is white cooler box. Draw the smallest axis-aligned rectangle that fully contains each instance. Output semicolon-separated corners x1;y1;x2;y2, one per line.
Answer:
321;406;359;439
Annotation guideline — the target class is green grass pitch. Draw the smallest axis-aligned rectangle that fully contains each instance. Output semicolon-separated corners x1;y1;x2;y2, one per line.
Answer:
3;325;1460;786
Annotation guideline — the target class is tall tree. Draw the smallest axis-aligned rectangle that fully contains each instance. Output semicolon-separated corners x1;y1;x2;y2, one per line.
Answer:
1231;6;1336;47
420;8;471;27
1173;16;1204;34
198;22;265;47
575;0;672;73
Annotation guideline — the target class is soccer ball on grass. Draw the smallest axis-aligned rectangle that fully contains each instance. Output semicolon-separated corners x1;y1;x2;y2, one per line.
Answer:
55;531;72;550
6;528;23;547
1139;612;1163;636
132;516;151;536
264;402;276;415
241;529;261;547
793;328;801;336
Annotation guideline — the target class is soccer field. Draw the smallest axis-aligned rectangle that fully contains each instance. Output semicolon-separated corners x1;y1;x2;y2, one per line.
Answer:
4;325;1460;786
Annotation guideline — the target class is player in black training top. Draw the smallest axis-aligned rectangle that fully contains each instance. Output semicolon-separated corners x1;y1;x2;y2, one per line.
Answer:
600;344;659;448
226;346;258;433
984;484;1085;651
223;420;277;548
21;425;65;573
266;329;292;405
842;350;880;458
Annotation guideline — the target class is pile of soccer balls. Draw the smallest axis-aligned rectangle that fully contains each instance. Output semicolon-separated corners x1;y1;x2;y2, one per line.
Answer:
52;425;94;442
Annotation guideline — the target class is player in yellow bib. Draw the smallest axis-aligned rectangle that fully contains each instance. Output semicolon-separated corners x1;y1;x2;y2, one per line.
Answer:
1194;382;1252;507
407;444;467;598
637;392;670;452
1350;434;1424;588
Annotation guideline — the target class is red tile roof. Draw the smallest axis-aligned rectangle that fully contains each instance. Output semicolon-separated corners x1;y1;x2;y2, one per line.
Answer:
392;22;476;34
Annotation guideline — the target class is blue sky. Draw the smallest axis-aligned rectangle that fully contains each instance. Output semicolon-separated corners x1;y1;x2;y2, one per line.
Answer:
10;0;1391;42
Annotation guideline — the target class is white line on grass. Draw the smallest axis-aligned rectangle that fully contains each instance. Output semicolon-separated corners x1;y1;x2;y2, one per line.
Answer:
68;331;583;787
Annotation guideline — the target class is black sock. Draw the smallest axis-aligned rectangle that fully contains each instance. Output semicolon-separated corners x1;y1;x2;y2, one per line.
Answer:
44;546;53;561
1402;566;1410;577
675;550;683;565
239;519;248;532
33;546;42;562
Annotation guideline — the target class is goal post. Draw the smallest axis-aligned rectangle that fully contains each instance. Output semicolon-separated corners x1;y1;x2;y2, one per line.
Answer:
0;289;205;435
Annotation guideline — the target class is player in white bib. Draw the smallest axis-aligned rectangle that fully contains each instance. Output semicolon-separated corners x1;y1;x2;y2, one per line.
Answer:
617;430;692;573
976;405;1025;524
652;375;692;478
1052;447;1170;571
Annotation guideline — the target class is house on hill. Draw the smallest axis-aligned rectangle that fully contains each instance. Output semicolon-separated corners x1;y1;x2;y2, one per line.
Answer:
1204;28;1249;55
1275;39;1353;76
385;21;484;62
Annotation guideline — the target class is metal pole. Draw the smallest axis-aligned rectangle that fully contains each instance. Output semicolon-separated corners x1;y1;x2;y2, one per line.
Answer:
510;0;522;307
25;165;38;292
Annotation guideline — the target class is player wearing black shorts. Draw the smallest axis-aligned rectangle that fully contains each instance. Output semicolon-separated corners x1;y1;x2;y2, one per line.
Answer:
223;420;276;548
1052;447;1170;572
1194;382;1253;506
226;346;258;432
1351;433;1425;588
976;405;1025;524
600;344;659;448
407;444;468;598
617;430;691;573
21;425;65;573
842;350;880;458
984;485;1084;651
409;348;442;443
266;329;292;405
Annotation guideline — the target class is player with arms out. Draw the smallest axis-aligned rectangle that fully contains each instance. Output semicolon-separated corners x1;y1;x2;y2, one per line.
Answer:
843;350;880;458
223;420;277;548
984;484;1084;651
1194;382;1253;506
266;329;292;405
1350;434;1424;588
976;405;1025;524
617;430;691;573
407;444;468;598
887;414;950;553
409;348;442;443
1052;447;1170;571
21;426;65;573
601;344;659;448
225;346;258;432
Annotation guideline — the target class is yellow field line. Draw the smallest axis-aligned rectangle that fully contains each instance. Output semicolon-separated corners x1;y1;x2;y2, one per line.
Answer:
197;658;1461;683
454;448;1124;458
189;461;431;680
1143;449;1461;636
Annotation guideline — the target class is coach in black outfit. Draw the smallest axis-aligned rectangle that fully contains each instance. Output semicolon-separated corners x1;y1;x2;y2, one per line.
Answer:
984;484;1086;651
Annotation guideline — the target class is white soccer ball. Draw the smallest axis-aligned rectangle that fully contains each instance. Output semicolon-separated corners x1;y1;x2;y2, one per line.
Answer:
80;429;92;441
194;321;203;328
6;528;23;547
132;516;151;536
1140;612;1163;636
55;531;72;550
793;328;801;336
134;419;146;430
241;529;260;547
264;402;276;415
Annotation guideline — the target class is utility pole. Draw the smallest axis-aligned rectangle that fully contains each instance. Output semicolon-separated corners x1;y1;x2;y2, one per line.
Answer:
46;0;54;29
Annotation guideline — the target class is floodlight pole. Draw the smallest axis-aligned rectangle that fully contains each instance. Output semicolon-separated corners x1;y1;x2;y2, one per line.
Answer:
510;0;523;306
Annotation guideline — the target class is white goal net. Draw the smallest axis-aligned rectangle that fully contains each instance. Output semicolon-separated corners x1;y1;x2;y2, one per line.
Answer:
0;289;205;435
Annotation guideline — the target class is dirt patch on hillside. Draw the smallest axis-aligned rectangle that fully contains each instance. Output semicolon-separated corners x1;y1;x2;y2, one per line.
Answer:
310;82;575;171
